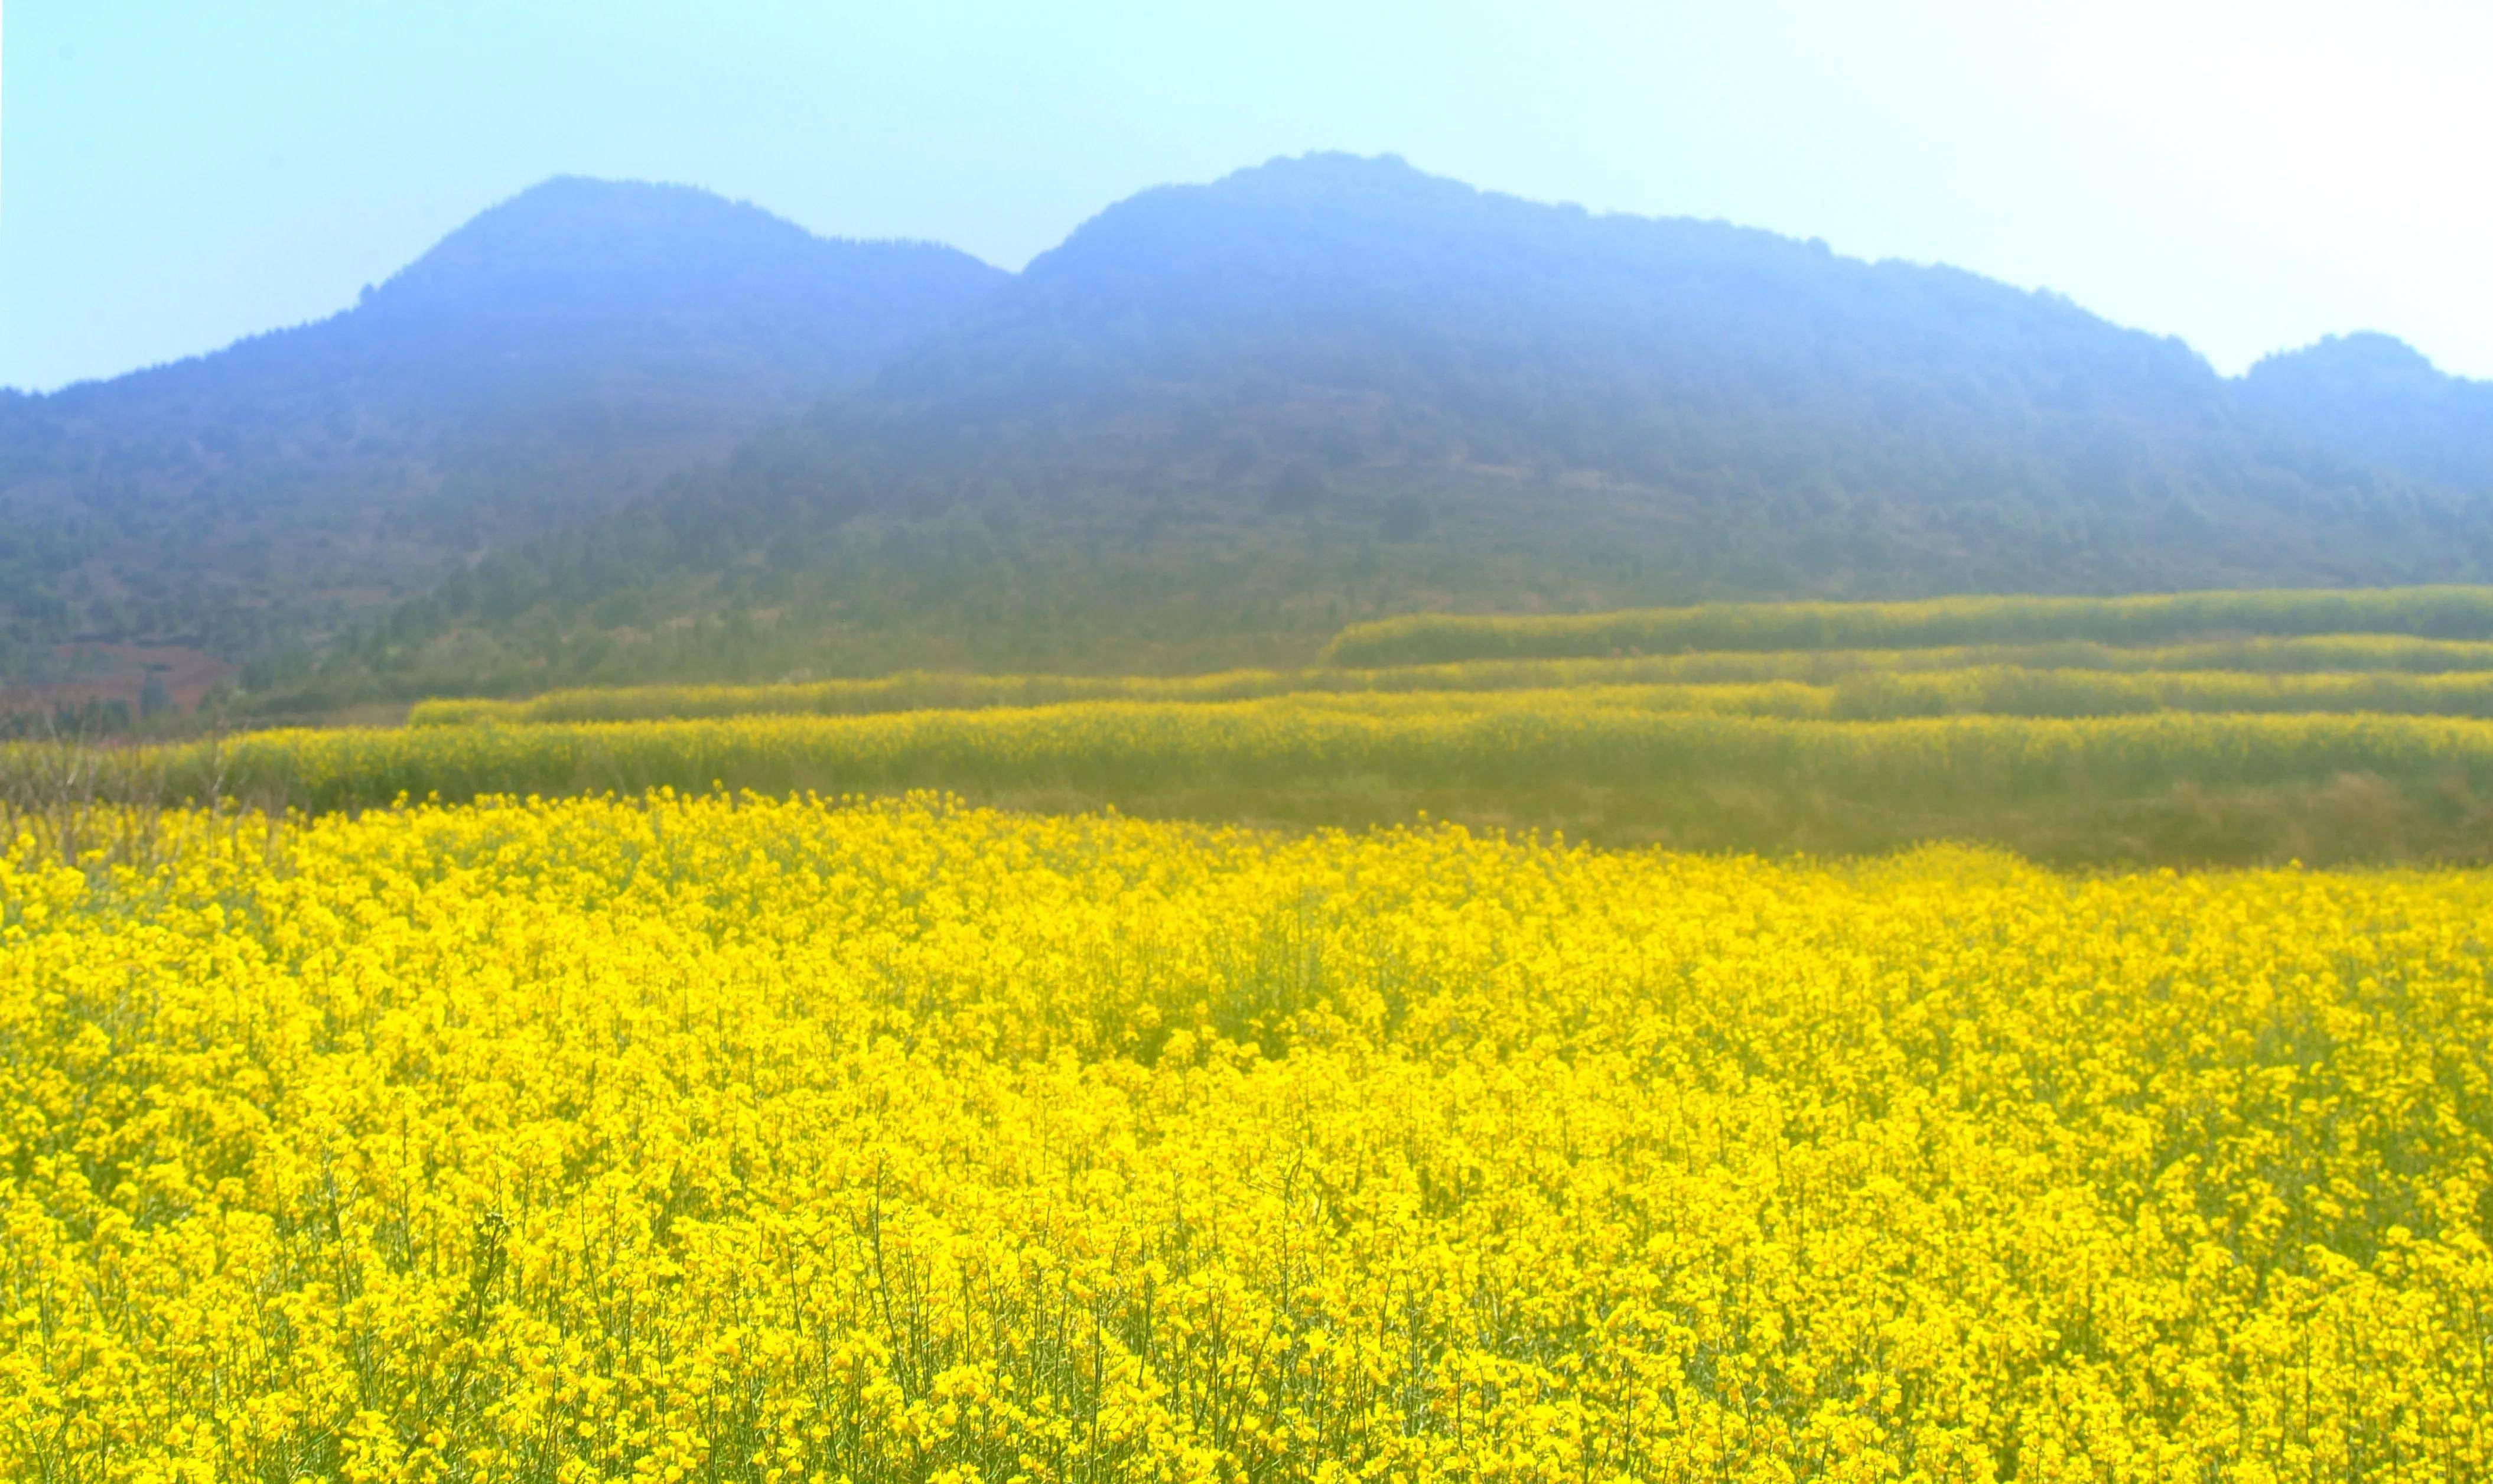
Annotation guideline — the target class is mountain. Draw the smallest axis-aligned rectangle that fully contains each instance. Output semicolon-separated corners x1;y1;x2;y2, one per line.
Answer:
809;154;2474;561
0;177;1004;692
2238;333;2493;493
345;155;2493;698
851;153;2238;485
17;155;2493;715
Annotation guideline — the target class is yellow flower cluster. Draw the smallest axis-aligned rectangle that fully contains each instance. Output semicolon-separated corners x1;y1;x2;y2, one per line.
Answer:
5;793;2489;1480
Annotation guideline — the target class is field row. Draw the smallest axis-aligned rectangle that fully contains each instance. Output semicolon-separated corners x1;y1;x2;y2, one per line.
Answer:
19;695;2493;861
5;795;2487;1480
1323;585;2493;665
48;693;2493;801
411;659;2493;728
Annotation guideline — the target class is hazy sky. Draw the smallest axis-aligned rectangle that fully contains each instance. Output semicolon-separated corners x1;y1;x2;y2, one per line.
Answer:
7;1;2489;391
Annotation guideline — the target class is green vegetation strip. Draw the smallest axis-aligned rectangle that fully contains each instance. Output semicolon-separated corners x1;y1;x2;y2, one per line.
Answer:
19;699;2493;813
1323;587;2493;666
409;638;2493;727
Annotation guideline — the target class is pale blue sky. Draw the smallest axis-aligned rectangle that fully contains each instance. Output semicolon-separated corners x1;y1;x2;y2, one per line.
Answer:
6;1;2489;391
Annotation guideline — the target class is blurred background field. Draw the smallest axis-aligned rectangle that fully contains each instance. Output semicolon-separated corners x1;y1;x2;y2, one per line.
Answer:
16;585;2493;867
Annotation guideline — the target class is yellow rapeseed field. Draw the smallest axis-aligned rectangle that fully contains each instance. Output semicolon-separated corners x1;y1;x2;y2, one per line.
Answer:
5;792;2489;1481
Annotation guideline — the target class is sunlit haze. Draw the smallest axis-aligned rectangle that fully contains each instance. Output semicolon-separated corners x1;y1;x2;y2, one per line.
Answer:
6;0;2488;390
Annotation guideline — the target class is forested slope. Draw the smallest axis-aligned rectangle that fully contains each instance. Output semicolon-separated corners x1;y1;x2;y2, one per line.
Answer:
2238;331;2493;494
331;156;2493;703
14;156;2493;718
0;178;1003;689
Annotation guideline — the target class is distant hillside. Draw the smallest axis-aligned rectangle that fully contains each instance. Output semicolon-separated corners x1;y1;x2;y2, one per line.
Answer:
342;155;2493;701
2238;333;2493;493
18;155;2493;716
850;152;2250;491
0;177;1004;688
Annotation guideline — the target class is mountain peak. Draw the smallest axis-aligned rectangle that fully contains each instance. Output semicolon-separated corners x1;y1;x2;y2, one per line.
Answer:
1208;151;1449;196
335;174;1003;372
2249;331;2443;383
880;145;2213;453
370;177;860;308
0;174;1009;682
2240;332;2492;492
